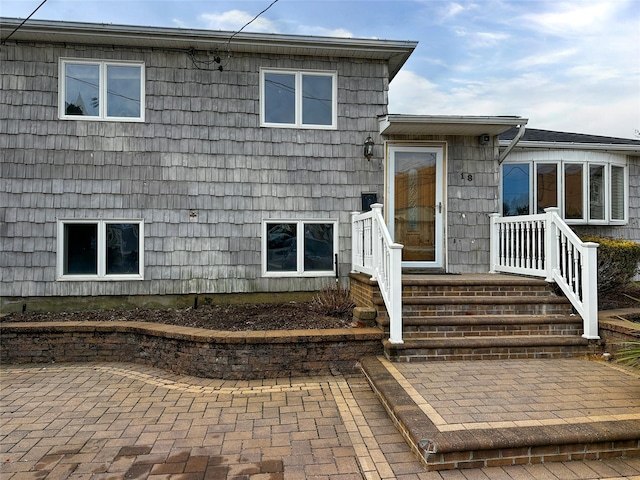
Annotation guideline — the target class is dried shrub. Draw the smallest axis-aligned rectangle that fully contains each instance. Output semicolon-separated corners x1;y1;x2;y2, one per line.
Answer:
581;236;640;294
311;283;355;317
616;341;640;369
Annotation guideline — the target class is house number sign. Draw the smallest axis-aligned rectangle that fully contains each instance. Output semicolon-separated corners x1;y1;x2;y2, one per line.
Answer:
461;173;473;181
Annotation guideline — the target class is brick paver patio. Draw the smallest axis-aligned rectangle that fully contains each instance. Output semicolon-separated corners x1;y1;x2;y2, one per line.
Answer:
1;362;640;479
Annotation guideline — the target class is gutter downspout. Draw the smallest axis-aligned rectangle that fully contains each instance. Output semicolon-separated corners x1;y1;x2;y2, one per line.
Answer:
499;124;526;164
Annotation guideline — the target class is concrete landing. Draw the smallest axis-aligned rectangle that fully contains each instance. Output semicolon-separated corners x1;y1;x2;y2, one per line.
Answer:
361;356;640;471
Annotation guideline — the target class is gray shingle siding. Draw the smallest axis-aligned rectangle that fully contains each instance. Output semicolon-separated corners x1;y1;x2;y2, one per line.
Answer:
1;41;388;297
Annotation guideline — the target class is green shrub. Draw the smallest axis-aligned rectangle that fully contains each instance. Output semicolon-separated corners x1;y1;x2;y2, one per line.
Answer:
581;236;640;294
311;283;355;317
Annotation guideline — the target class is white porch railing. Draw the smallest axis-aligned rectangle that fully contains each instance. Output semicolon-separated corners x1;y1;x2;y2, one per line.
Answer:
490;207;600;339
351;204;404;344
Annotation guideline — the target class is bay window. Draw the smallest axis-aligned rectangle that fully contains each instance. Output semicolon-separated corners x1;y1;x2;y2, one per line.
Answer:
501;155;627;224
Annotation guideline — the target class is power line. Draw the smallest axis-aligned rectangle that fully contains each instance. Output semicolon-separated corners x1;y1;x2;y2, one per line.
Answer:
227;0;279;46
1;0;48;45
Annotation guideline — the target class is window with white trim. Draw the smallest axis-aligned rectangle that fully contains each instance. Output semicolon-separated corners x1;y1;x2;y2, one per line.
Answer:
260;69;337;129
501;156;628;224
59;59;145;121
57;220;144;280
262;220;337;276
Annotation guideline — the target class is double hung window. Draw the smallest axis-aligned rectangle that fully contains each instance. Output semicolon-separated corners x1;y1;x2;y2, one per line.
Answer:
57;220;144;280
59;59;145;121
501;155;627;224
263;220;337;276
261;69;337;129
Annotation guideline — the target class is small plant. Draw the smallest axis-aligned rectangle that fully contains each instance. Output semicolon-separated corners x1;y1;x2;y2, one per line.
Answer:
622;281;640;303
581;236;640;294
311;283;356;317
616;341;640;369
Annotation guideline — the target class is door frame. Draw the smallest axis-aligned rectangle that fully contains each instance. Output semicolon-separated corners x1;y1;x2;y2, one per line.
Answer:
385;142;447;269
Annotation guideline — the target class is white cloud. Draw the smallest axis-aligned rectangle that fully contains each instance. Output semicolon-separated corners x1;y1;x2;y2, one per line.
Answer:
199;10;277;33
389;67;639;138
444;2;465;18
513;48;578;70
519;1;617;36
453;27;509;48
300;26;353;38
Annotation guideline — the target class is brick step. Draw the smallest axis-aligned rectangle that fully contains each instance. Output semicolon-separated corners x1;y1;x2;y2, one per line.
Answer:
374;295;573;317
383;335;594;362
377;315;583;338
360;356;640;471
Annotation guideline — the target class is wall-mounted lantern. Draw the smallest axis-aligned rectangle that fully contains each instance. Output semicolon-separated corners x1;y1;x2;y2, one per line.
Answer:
364;136;374;161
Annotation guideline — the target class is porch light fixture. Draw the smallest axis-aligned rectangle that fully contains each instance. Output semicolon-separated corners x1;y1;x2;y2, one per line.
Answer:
364;136;374;161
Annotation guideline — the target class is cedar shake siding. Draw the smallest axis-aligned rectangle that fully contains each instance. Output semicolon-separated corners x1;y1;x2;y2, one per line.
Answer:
0;19;416;299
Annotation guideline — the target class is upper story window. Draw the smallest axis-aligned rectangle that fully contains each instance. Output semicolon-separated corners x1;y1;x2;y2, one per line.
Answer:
260;69;337;129
57;219;144;280
501;153;628;225
59;59;145;121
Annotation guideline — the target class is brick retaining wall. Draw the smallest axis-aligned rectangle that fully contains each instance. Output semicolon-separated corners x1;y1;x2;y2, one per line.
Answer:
0;322;384;380
598;312;640;355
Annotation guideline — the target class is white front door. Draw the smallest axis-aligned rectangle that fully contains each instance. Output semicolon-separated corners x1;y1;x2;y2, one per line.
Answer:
387;145;445;268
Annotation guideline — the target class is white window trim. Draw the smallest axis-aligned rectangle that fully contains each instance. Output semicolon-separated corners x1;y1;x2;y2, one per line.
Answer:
501;155;628;225
260;68;337;129
262;219;338;277
56;219;144;281
59;58;145;122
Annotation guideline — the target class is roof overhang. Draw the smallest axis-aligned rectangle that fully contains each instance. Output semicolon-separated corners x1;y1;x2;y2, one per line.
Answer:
498;139;640;155
0;18;417;81
379;115;528;137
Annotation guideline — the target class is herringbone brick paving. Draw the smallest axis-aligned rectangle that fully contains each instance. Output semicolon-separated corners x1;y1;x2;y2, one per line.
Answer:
1;362;639;479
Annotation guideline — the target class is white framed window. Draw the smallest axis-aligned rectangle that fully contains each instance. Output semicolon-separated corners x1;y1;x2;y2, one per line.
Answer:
501;155;628;224
57;219;144;280
262;219;337;277
260;69;337;129
59;59;145;121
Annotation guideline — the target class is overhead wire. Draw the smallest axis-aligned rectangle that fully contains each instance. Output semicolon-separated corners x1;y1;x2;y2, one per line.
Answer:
190;0;280;71
1;0;49;45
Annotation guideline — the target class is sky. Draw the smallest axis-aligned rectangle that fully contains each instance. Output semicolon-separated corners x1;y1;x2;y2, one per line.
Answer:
2;0;639;139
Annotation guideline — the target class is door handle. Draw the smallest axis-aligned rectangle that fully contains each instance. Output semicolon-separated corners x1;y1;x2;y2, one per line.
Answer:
438;202;442;213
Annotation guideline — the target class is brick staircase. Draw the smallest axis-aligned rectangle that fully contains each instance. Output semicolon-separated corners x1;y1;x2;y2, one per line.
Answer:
351;273;599;362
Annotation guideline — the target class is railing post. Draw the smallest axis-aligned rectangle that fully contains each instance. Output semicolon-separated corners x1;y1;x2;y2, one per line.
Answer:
370;204;383;280
544;207;560;282
350;211;359;273
581;242;600;339
388;243;404;344
489;213;500;273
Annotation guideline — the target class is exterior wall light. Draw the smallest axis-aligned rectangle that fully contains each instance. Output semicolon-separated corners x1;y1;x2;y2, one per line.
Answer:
364;136;374;161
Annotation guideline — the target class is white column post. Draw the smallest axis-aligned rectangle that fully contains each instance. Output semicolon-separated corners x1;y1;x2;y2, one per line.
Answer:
581;242;600;339
370;204;384;280
544;207;560;282
489;213;500;273
388;243;404;344
350;211;360;273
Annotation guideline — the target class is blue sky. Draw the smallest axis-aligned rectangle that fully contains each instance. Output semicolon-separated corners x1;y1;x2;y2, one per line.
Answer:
2;0;639;139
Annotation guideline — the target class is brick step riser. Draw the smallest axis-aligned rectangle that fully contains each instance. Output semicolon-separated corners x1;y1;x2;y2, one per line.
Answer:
386;346;593;362
402;325;584;338
402;284;555;294
422;441;640;471
403;291;554;298
375;304;574;319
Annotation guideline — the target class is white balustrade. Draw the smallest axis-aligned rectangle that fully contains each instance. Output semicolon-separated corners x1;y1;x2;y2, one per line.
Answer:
490;207;599;339
351;204;404;344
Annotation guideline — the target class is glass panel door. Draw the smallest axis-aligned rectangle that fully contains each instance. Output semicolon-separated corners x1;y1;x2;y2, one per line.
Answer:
388;146;444;268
